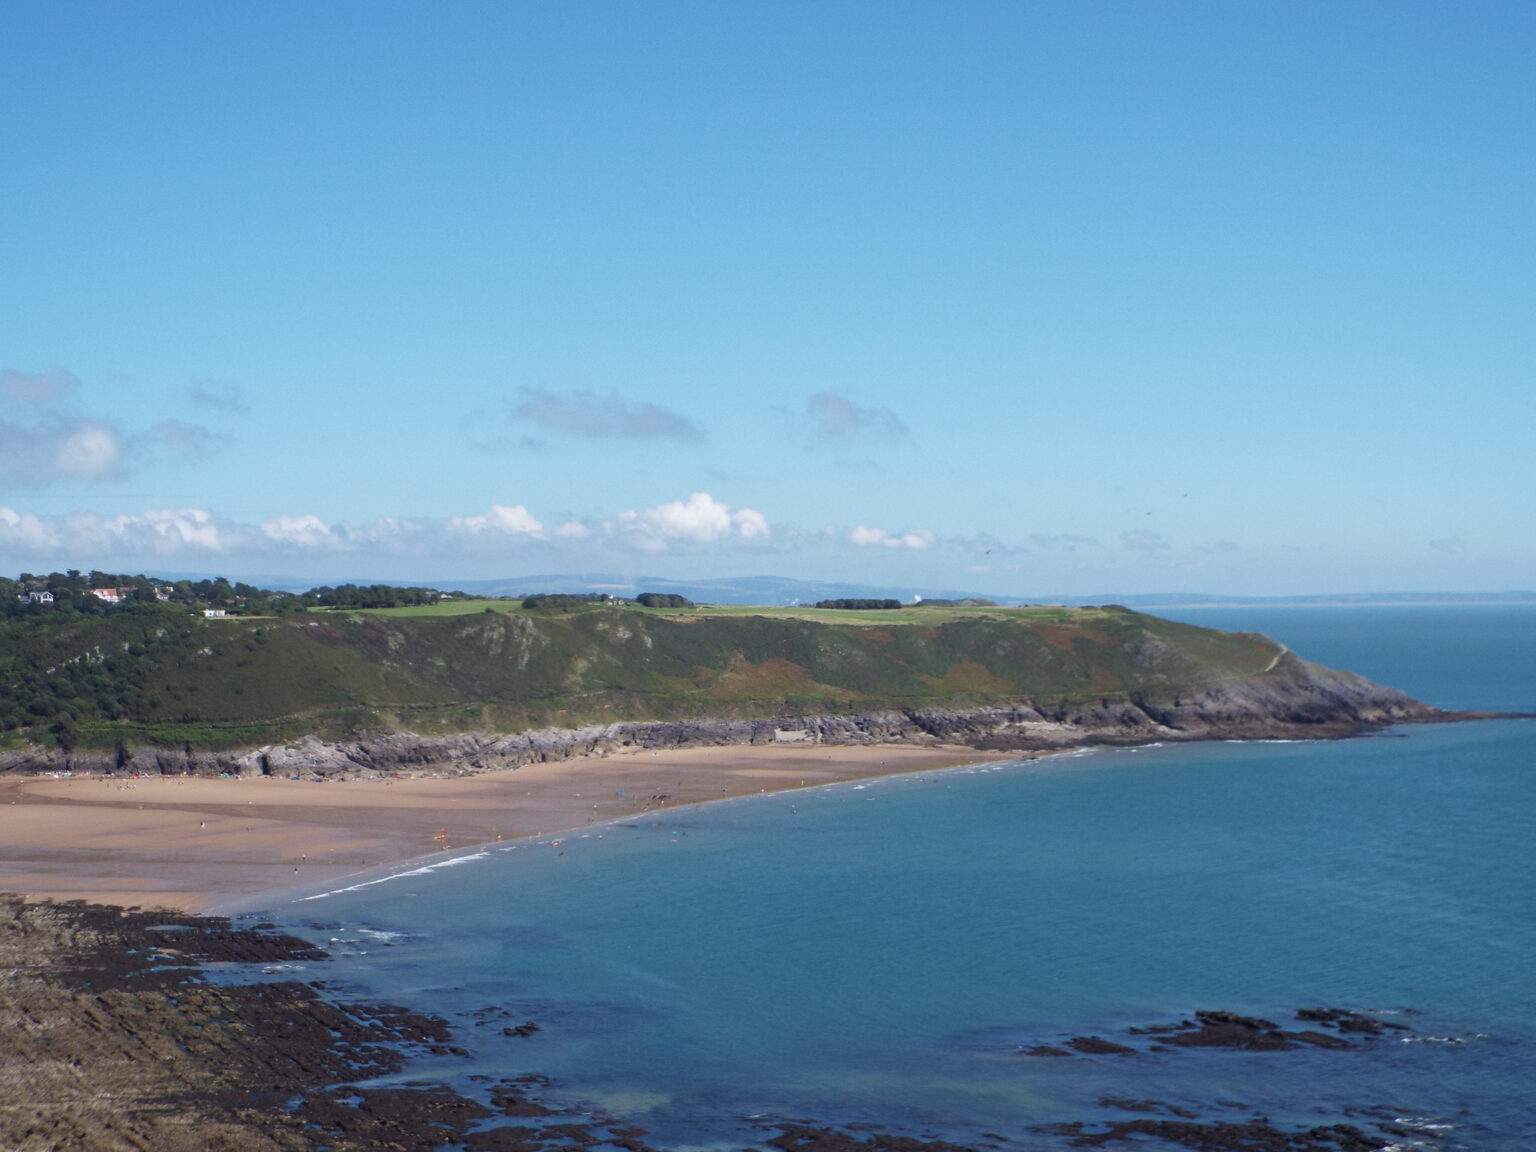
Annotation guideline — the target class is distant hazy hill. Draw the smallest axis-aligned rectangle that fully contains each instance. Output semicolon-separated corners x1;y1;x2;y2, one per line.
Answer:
182;571;1536;610
388;575;1536;610
445;573;997;606
1053;590;1536;608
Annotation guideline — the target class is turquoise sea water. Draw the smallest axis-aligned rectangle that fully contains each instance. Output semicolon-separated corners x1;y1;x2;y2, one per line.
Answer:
264;607;1536;1149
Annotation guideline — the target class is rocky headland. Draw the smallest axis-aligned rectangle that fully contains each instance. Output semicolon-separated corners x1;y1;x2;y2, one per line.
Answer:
0;650;1469;779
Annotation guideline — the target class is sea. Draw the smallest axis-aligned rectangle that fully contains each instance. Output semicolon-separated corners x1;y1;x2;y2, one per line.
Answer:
254;607;1536;1150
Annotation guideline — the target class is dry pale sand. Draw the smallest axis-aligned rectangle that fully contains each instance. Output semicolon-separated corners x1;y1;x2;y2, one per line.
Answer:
0;743;1010;913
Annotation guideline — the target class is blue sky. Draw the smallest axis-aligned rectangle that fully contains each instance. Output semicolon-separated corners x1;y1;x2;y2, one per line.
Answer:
2;1;1532;595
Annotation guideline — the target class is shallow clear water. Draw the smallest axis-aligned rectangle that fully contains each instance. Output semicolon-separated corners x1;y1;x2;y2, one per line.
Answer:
265;608;1536;1149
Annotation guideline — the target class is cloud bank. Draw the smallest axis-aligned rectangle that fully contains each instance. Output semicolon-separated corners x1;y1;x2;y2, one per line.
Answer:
0;491;783;570
0;482;1274;594
0;507;224;556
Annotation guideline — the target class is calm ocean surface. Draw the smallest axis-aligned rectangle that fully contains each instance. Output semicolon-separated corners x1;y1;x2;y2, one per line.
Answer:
265;607;1536;1149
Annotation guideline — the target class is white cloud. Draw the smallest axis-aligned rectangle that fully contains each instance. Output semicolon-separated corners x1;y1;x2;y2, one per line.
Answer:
122;508;223;550
601;492;770;551
53;423;122;479
733;507;771;538
640;493;733;542
849;525;935;550
449;504;545;536
0;494;780;568
0;507;61;551
262;514;336;547
51;508;226;554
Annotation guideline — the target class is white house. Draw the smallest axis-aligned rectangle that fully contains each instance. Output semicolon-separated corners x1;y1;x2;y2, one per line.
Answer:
26;591;54;604
203;608;227;617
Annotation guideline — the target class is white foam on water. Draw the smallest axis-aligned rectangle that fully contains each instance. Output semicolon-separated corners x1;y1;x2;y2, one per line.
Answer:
298;850;492;901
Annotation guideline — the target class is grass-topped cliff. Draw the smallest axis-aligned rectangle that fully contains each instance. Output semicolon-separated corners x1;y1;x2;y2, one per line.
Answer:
1;596;1422;761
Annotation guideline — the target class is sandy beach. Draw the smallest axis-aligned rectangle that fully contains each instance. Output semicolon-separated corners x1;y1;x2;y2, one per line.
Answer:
0;743;1009;913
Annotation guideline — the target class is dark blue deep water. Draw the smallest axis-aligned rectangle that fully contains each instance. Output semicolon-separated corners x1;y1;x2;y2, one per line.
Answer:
264;608;1536;1150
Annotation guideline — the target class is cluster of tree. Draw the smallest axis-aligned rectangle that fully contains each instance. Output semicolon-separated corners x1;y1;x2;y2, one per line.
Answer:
171;578;304;615
305;584;444;610
521;592;614;611
635;592;694;608
0;612;199;741
813;598;904;610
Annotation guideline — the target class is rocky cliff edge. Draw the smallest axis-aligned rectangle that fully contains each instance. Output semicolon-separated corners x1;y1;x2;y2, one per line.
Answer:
0;654;1467;780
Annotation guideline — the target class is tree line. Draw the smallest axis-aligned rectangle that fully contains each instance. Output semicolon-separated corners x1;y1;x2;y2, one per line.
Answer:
308;584;447;609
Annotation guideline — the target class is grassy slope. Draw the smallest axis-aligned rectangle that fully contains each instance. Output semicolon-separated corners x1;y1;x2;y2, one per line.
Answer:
4;603;1284;750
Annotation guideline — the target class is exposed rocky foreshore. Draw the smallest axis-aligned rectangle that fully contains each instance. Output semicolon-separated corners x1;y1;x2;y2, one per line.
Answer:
0;654;1474;779
0;896;1457;1152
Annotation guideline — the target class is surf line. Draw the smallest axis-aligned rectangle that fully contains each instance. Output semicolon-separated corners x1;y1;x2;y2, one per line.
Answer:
297;850;492;902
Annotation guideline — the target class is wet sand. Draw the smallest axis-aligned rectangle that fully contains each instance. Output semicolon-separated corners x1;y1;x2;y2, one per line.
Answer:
0;743;1009;912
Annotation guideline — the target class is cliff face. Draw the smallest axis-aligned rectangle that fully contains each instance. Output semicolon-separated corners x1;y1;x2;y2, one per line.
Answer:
0;653;1444;779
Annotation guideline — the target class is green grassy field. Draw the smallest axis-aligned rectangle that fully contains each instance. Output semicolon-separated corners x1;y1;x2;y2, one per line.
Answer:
683;603;1094;625
326;599;1095;626
311;599;518;618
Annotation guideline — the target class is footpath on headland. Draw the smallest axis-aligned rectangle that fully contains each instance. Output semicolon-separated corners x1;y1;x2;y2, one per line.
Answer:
0;743;1010;912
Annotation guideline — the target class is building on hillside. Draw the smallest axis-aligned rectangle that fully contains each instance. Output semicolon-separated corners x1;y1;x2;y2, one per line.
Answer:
90;587;135;603
26;591;54;603
202;608;227;617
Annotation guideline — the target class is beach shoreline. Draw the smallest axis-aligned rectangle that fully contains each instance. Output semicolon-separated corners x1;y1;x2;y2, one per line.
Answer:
2;722;1498;1152
0;742;1013;914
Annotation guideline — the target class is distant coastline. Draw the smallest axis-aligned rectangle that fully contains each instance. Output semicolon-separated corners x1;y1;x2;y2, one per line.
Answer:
183;570;1536;609
1060;591;1536;609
